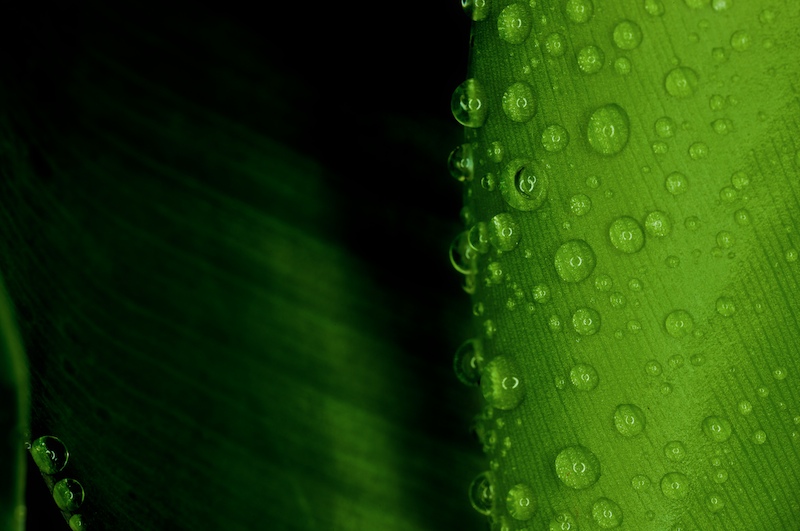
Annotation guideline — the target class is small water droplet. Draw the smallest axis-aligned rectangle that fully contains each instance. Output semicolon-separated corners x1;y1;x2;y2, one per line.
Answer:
592;497;623;528
669;354;684;368
661;472;689;500
565;0;593;23
733;208;750;226
545;32;567;57
506;483;538;520
569;194;592;216
555;445;601;489
730;30;752;51
532;283;551;303
577;45;605;74
69;514;84;531
712;0;732;10
684;216;701;231
655;116;676;138
614;404;646;436
500;159;550;211
665;172;689;195
461;0;490;21
453;338;484;387
665;310;694;338
665;67;699;98
570;364;600;390
689;142;709;160
664;440;687;461
502;81;538;122
756;386;769;398
716;230;735;249
715;296;736;316
613;20;643;50
595;274;613;292
498;3;534;44
53;478;85;512
587;104;630;155
489;213;522;251
30;436;69;475
652;141;668;154
481;356;526;410
752;429;767;444
586;175;601;188
451;79;489;128
609;216;645;253
572;307;601;335
614;57;632;75
702;415;733;442
738;400;752;415
447;143;475;182
631;474;651;491
610;291;626;308
554;240;597;282
786;249;798;263
773;367;787;380
713;468;729;484
706;493;725;512
645;360;663;376
468;471;495;515
719;185;737;202
541;124;570;151
549;512;578;531
487;140;504;163
467;222;491;254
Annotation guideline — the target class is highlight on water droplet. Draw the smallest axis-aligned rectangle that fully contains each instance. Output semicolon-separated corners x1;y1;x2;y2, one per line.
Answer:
53;478;85;512
592;497;623;528
453;338;484;386
489;213;522;251
565;0;593;23
480;356;526;410
447;143;474;182
468;471;495;515
555;445;601;489
577;45;605;74
608;216;645;253
30;435;69;475
461;0;490;21
665;309;694;338
665;67;699;98
613;404;646;436
506;483;538;520
572;307;601;336
587;104;630;155
570;363;600;390
613;20;643;50
498;3;534;44
660;472;689;500
664;440;686;461
665;171;689;195
451;78;489;128
502;81;537;122
541;124;570;151
702;415;733;442
554;239;597;282
500;159;550;211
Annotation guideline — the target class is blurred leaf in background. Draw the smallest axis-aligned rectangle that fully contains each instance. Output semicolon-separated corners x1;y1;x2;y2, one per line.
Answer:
0;1;485;529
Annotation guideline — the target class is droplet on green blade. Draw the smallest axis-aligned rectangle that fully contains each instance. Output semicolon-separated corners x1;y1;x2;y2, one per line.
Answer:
30;435;69;475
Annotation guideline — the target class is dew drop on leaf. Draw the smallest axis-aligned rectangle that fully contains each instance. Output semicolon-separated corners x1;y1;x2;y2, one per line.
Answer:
612;20;643;50
554;445;601;489
554;240;597;282
461;0;490;21
480;356;526;410
609;216;645;253
665;67;699;98
506;483;537;520
702;415;733;442
565;0;593;23
665;309;694;338
592;497;623;528
663;440;686;461
541;124;570;151
453;338;484;386
502;81;537;122
572;307;601;335
614;404;646;436
498;3;534;44
577;45;604;74
569;363;599;390
587;104;630;155
30;435;69;475
451;78;489;128
447;143;475;182
489;213;522;251
660;472;689;500
468;471;495;515
53;478;85;512
500;159;550;211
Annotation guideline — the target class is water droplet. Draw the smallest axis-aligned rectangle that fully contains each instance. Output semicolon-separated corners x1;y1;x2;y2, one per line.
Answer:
592;497;623;528
565;0;593;23
447;143;475;182
713;468;728;484
665;172;689;195
665;255;680;268
549;314;563;332
450;231;477;274
669;354;684;369
498;4;534;44
628;277;642;291
587;104;630;155
655;116;676;138
730;30;752;51
652;141;668;154
665;310;694;338
532;283;551;303
786;248;799;263
773;367;787;380
30;436;69;475
702;415;733;442
569;194;592;216
545;32;567;57
759;8;777;24
500;159;550;211
707;493;725;512
586;175;601;189
577;45;605;74
631;474;650;491
709;94;725;110
752;429;767;444
549;512;578;531
554;240;596;282
541;124;570;151
732;208;750;226
506;483;537;520
613;20;643;50
665;67;699;98
468;222;491;254
644;0;665;16
614;404;646;436
69;514;84;531
757;386;769;398
660;472;689;500
610;292;626;308
572;307;601;336
454;338;484;386
688;142;709;160
53;478;85;512
685;215;700;231
570;364;600;390
645;360;663;376
468;471;495;515
712;0;732;11
664;440;687;461
555;445;601;489
719;185;737;203
451;79;489;128
712;46;728;62
609;216;645;253
595;274;613;291
487;140;504;163
489;213;522;251
712;119;733;135
627;319;641;333
481;356;526;410
644;211;672;238
716;296;736;316
738;400;752;415
716;230;734;249
614;57;632;75
502;81;537;122
462;0;490;21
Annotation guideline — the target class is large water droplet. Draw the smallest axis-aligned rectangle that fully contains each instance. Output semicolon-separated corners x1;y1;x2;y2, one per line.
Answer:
69;514;84;531
481;356;526;410
565;0;593;23
506;483;537;520
461;0;490;21
498;4;534;44
577;45;605;74
614;404;646;436
555;445;601;489
53;478;85;511
572;307;601;335
702;415;733;442
609;216;645;253
468;471;495;515
660;472;689;500
554;240;597;282
613;20;643;50
447;143;475;182
453;338;484;386
502;81;537;122
665;67;699;98
587;104;630;155
541;124;570;151
500;159;550;211
570;364;600;390
30;435;69;475
665;310;694;338
489;213;522;251
451;79;489;128
592;497;623;528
